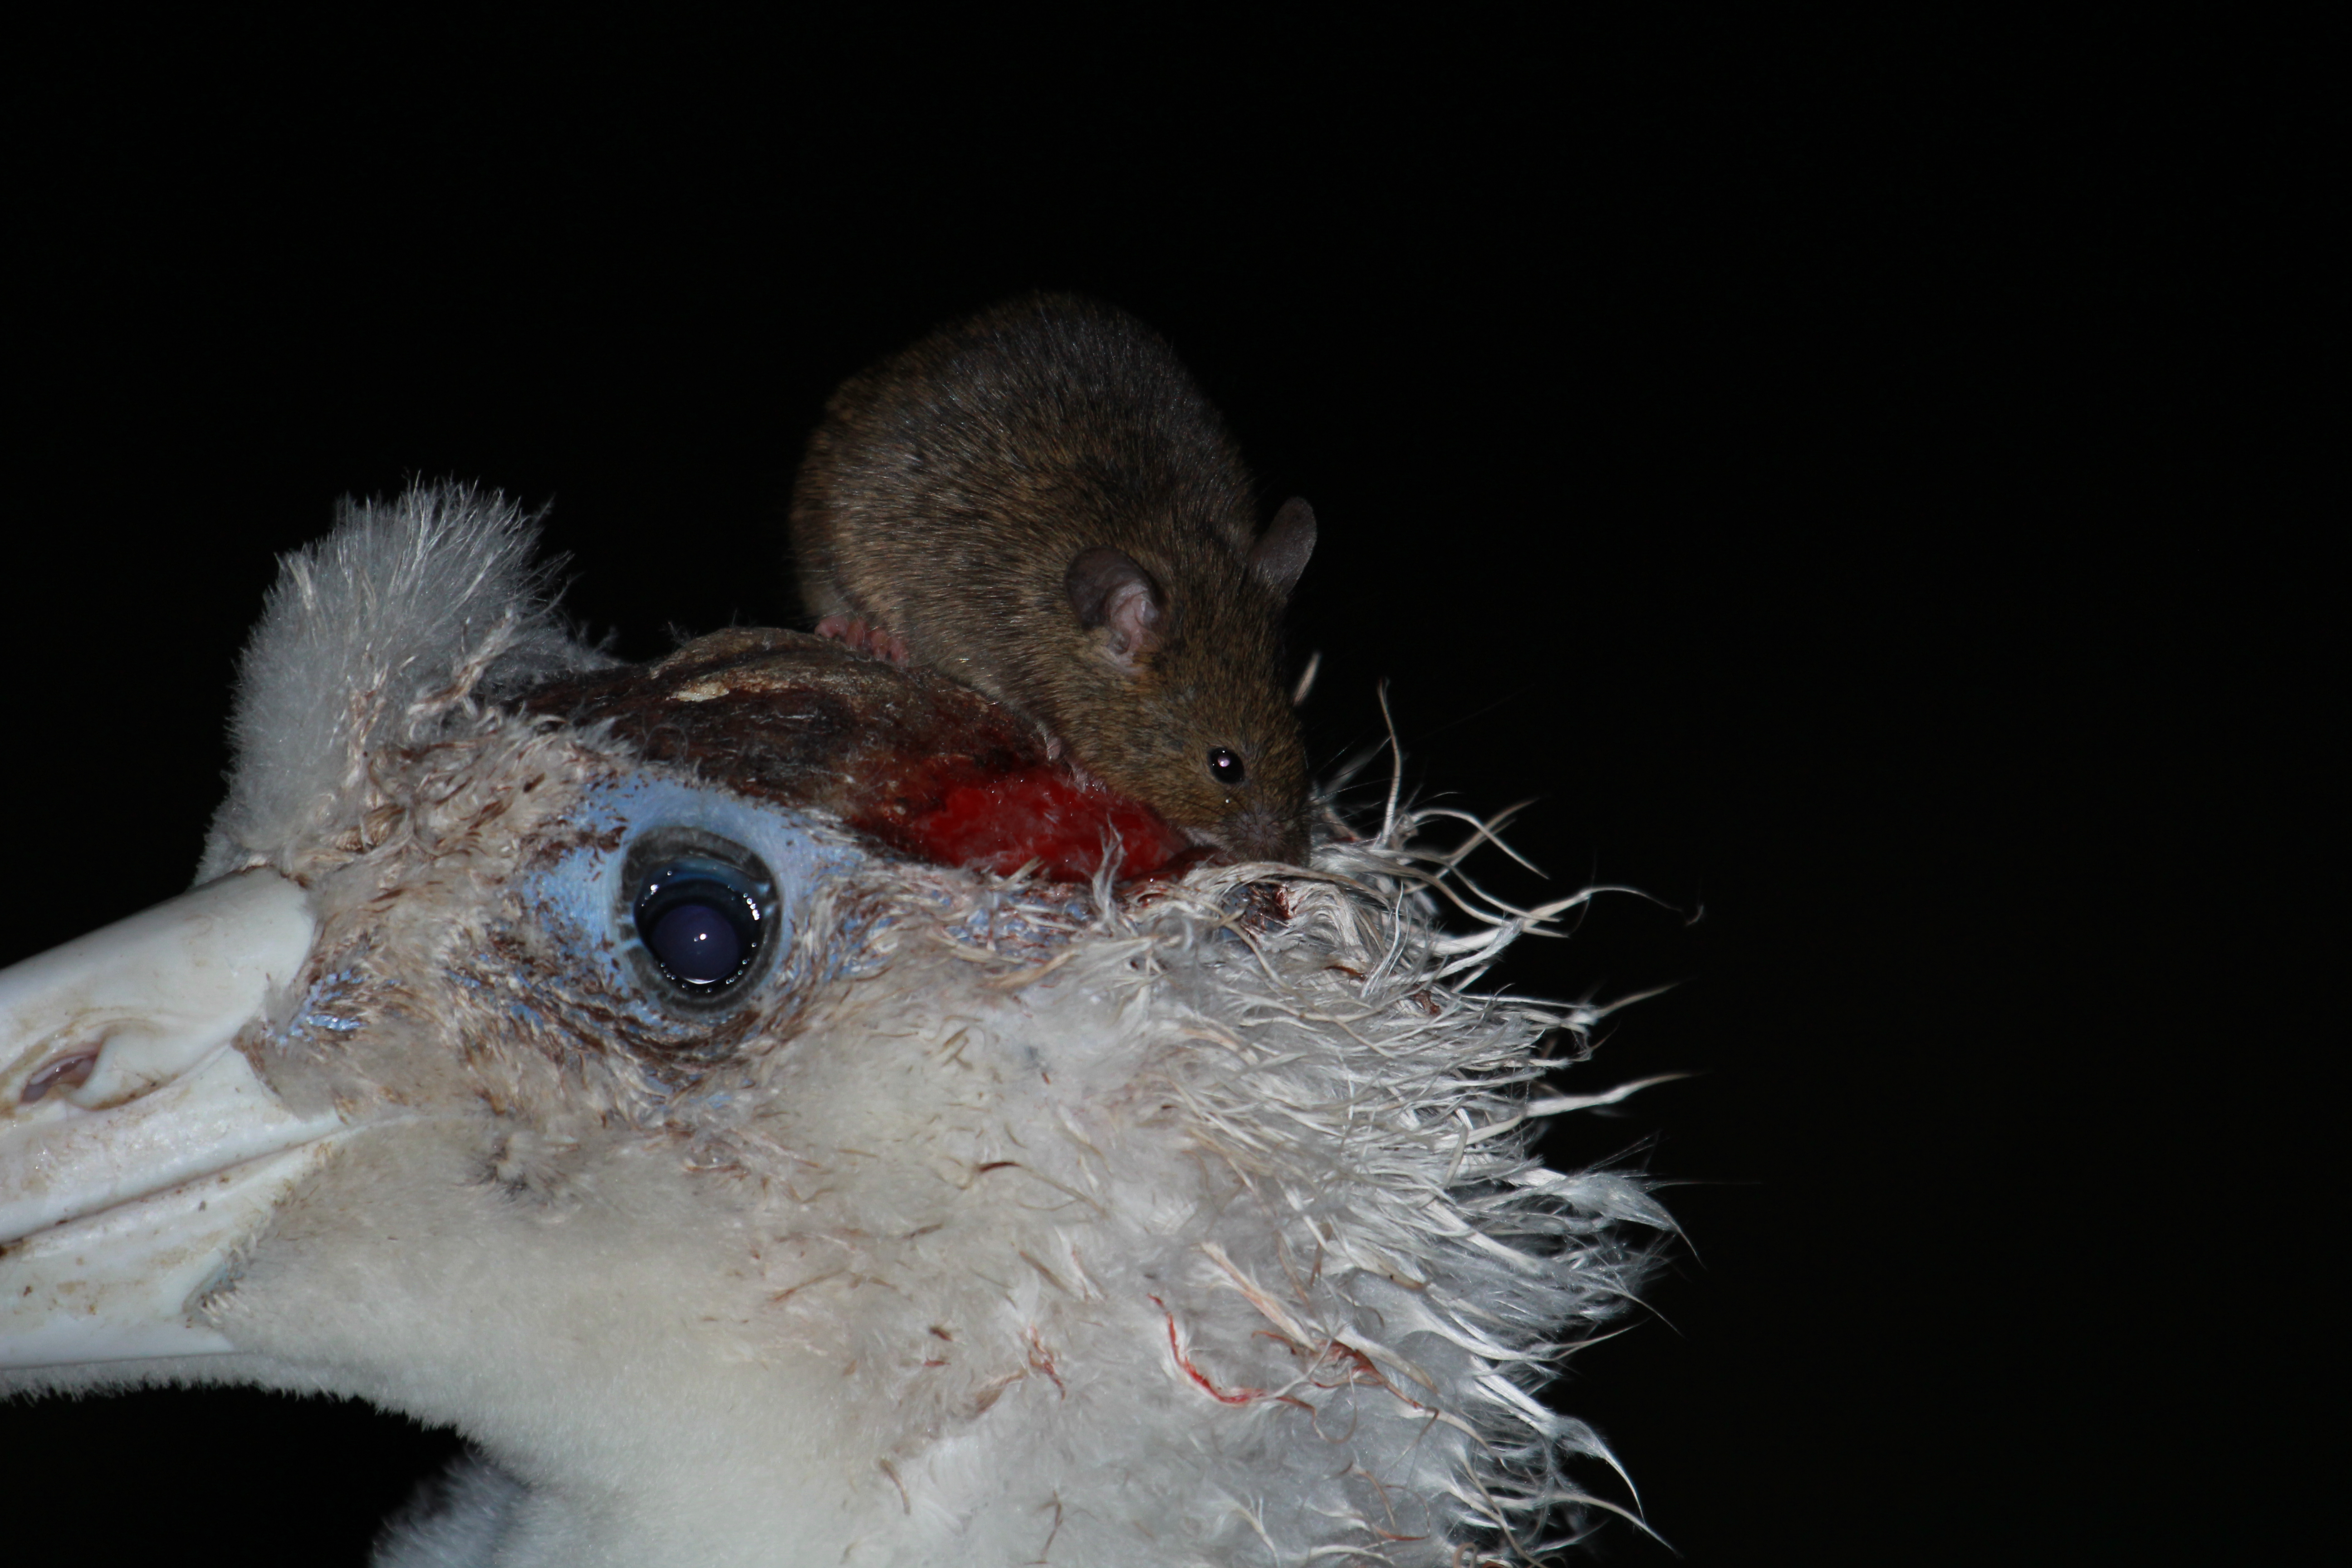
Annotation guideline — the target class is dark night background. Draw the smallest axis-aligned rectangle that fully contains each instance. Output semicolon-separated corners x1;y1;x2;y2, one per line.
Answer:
4;10;2321;1566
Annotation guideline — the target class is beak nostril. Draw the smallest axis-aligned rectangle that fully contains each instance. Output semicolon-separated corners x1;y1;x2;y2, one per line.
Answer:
20;1049;100;1105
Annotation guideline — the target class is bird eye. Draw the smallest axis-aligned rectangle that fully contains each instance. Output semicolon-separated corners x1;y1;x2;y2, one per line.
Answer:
620;834;779;1004
1207;747;1247;787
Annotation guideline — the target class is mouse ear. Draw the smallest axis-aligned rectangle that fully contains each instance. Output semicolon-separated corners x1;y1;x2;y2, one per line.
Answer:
1065;546;1166;667
1250;498;1317;602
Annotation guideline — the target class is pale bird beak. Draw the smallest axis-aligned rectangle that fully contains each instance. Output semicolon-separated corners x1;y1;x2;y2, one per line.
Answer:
0;871;337;1368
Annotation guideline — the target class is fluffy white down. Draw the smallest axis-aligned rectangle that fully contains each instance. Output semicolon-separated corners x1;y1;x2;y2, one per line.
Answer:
364;845;1669;1566
197;483;608;884
18;484;1672;1565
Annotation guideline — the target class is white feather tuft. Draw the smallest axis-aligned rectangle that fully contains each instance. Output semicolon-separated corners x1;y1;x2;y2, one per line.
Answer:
197;483;605;882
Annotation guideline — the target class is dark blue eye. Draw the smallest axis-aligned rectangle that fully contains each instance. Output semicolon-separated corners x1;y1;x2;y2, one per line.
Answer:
649;901;742;983
632;855;769;994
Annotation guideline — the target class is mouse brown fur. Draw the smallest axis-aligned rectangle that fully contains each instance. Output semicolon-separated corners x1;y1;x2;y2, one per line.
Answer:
789;293;1316;862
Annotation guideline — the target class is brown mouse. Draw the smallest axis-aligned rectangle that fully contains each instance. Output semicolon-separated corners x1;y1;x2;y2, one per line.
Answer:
789;292;1316;862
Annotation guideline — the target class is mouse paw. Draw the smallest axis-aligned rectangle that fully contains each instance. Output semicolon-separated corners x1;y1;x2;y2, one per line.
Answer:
814;615;913;666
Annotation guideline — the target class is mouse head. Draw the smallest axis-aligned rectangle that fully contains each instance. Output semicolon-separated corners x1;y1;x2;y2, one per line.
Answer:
1061;499;1317;862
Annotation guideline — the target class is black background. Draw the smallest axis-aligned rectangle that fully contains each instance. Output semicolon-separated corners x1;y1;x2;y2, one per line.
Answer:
3;10;2321;1566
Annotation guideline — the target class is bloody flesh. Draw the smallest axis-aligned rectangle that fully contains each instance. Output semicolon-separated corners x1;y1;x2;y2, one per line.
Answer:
524;628;1190;883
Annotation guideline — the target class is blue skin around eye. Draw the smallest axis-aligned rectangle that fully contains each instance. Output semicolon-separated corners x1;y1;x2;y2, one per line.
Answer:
506;776;863;1035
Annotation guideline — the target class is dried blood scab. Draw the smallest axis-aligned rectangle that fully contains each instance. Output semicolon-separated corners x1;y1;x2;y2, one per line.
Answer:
521;631;1187;882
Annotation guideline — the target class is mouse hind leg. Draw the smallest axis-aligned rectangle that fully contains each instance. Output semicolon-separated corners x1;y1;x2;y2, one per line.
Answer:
794;549;914;665
813;615;915;666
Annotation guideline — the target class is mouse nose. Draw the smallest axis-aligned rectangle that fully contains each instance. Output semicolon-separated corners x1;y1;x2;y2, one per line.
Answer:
1212;808;1308;866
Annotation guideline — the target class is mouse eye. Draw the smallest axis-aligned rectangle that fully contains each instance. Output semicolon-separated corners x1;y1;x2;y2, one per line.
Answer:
1207;747;1247;787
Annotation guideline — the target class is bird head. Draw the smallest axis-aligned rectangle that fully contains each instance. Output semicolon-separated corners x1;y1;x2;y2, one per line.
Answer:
0;485;1668;1565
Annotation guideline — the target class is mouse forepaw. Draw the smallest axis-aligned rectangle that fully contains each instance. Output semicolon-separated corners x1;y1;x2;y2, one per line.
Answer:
814;614;914;666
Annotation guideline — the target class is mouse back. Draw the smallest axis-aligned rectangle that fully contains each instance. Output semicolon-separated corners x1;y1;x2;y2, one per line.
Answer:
791;294;1316;862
